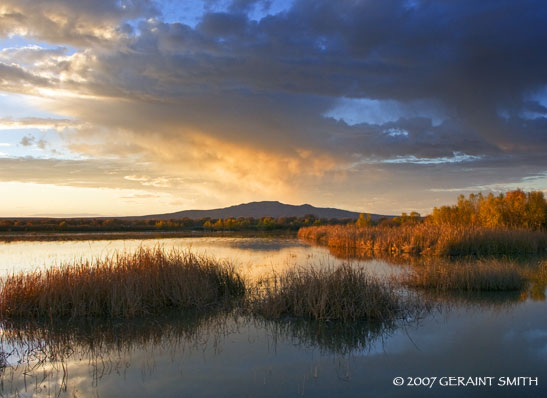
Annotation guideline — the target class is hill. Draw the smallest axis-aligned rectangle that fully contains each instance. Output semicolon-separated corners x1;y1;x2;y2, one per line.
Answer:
133;201;386;220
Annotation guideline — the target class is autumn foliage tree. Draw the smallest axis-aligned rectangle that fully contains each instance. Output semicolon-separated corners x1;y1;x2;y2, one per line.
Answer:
356;213;373;227
429;190;547;230
393;211;421;225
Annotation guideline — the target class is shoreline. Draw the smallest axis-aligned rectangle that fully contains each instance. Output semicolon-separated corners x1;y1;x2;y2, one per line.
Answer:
0;229;298;242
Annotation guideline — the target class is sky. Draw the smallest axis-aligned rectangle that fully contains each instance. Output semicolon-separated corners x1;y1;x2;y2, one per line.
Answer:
0;0;546;217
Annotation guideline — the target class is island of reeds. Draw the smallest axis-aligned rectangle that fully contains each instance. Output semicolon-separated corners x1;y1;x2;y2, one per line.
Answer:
248;264;406;322
299;190;547;257
0;248;246;320
0;247;420;323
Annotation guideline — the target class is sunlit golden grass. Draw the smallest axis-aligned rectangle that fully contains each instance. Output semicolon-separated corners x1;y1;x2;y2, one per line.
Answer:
298;224;547;256
400;260;527;291
524;260;547;301
0;247;245;320
248;264;412;322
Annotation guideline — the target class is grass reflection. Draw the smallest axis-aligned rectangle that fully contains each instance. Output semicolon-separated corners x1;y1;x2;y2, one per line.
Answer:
0;307;428;396
256;317;397;356
0;311;232;396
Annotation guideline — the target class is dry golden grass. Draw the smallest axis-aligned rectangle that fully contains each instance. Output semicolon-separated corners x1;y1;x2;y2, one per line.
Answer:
524;260;547;301
400;260;527;291
0;247;245;320
299;224;547;256
248;264;407;322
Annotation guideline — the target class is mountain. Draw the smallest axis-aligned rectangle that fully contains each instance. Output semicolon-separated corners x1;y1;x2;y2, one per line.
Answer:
133;201;388;220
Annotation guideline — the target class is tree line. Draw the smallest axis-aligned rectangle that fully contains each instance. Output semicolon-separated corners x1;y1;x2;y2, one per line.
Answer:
0;215;354;233
2;189;545;234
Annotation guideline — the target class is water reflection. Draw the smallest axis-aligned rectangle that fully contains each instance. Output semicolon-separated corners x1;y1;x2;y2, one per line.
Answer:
0;237;545;397
1;302;546;397
420;290;524;309
0;312;231;397
0;312;406;397
259;318;397;356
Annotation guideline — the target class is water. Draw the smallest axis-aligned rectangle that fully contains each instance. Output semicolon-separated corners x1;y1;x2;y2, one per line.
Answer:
0;237;545;397
0;237;396;280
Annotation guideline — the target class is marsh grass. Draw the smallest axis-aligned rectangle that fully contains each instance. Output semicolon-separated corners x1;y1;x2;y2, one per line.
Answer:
524;260;547;301
0;246;421;324
0;247;246;320
400;260;527;292
299;224;547;257
248;264;412;322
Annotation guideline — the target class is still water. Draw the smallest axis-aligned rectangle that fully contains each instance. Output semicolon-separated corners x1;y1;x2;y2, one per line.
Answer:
0;237;545;397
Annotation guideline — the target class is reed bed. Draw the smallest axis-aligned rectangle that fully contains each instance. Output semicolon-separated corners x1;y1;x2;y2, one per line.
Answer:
249;264;409;322
298;224;547;257
400;260;527;291
525;260;547;301
0;247;246;320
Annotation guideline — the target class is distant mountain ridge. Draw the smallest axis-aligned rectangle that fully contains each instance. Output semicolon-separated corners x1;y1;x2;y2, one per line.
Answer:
133;201;387;220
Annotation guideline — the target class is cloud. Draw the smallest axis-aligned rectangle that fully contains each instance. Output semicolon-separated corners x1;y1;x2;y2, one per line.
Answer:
0;0;546;213
0;156;204;193
0;0;158;47
0;116;78;130
17;133;47;150
19;135;34;146
0;62;52;93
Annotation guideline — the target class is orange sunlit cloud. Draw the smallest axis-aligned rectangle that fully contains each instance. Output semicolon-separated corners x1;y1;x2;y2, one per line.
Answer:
1;0;546;216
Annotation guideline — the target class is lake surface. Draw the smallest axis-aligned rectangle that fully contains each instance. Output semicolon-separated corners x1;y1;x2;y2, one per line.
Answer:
0;237;545;397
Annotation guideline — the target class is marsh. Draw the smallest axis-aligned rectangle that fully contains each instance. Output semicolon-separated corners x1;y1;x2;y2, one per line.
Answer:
0;237;545;397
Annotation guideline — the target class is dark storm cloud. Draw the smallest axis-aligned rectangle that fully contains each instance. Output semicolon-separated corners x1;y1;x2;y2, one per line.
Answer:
1;0;546;210
54;0;545;159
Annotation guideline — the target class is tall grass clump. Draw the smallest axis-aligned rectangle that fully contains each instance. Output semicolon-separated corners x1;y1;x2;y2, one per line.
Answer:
249;264;406;322
0;247;245;320
298;224;547;257
400;260;527;292
524;260;547;301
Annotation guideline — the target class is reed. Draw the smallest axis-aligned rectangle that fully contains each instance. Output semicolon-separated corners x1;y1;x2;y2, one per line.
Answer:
298;224;547;257
400;260;527;291
525;261;547;301
249;264;408;322
0;247;246;320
